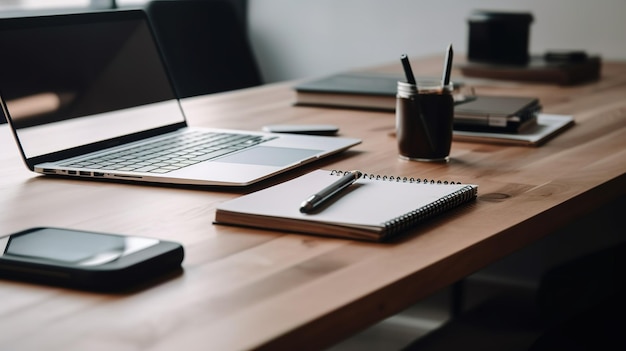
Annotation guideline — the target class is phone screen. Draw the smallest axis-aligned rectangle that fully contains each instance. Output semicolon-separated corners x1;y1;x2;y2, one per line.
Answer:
0;228;159;266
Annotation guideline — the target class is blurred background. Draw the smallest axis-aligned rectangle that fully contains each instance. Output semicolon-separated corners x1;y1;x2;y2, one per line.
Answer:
248;0;626;82
2;0;626;83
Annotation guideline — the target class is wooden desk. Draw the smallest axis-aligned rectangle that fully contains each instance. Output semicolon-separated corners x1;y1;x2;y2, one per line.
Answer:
0;56;624;350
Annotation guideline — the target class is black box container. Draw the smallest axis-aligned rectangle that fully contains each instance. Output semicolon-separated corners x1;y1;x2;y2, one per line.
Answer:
468;11;534;65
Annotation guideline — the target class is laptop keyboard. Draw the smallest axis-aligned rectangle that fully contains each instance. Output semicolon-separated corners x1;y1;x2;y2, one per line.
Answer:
61;131;276;174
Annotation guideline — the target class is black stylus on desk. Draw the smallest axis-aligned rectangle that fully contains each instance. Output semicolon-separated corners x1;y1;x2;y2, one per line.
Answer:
299;170;363;213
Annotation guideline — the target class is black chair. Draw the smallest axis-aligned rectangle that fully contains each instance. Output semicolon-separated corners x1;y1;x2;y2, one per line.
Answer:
0;1;261;124
527;242;626;351
402;242;626;351
145;0;263;99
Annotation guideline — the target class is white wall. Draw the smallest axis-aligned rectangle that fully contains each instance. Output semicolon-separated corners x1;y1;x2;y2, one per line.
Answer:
248;0;626;83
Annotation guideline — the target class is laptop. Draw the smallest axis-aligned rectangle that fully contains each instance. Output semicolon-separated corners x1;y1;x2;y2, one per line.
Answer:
0;10;360;187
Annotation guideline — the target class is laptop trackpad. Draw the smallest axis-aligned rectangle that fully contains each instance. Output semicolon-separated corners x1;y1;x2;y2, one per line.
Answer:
216;146;322;166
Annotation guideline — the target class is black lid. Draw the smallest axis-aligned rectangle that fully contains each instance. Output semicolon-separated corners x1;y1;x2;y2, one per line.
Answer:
468;10;534;23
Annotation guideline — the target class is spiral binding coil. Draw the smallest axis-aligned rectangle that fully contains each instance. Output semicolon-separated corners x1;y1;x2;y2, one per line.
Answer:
330;169;461;185
382;186;476;236
329;169;475;239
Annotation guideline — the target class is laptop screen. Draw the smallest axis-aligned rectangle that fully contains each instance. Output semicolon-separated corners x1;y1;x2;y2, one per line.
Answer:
0;10;185;160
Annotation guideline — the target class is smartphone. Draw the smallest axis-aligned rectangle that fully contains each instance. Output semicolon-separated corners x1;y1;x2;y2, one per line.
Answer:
0;227;184;291
262;124;339;136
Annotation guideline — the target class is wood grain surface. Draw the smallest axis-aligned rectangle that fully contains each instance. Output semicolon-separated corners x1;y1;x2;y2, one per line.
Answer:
0;55;624;351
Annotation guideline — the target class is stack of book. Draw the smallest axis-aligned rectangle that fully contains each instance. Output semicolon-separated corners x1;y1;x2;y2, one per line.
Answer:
453;114;574;146
294;71;405;111
453;95;541;133
294;71;574;146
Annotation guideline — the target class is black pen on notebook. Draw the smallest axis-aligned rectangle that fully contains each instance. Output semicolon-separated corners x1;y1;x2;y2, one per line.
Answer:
299;170;363;213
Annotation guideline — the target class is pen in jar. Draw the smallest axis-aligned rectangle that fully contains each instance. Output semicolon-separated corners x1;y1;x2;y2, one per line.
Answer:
299;170;363;213
441;43;453;86
400;54;417;85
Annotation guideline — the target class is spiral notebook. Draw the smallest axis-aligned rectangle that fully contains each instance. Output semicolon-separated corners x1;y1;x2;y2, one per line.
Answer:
214;169;478;241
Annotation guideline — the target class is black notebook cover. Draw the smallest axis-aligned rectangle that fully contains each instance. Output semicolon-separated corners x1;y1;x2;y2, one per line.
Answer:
454;95;541;132
294;72;465;111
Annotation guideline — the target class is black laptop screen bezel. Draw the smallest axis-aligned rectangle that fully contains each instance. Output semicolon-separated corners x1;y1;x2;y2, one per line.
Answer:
0;9;187;170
